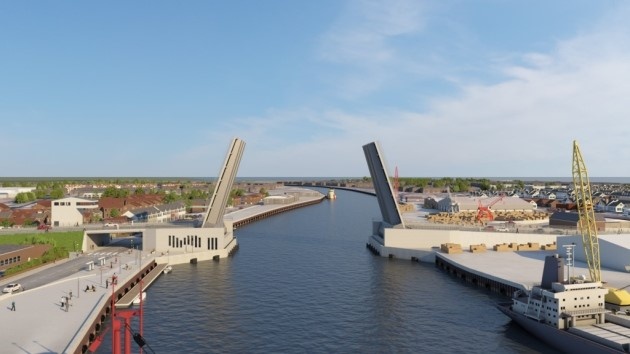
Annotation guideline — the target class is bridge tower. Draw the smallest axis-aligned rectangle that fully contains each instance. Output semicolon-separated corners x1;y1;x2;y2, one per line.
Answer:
202;138;246;228
362;141;405;228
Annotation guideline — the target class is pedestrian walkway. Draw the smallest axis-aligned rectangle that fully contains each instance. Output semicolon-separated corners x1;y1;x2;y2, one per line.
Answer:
0;248;155;354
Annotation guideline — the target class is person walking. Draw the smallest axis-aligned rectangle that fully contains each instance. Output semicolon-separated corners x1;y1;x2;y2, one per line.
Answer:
106;279;109;289
10;301;15;311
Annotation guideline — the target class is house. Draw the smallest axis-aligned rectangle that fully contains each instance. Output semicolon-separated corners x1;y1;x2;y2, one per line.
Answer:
32;200;51;211
126;201;186;223
51;197;99;227
232;193;264;206
1;208;49;227
70;187;105;199
99;194;165;220
549;211;606;231
0;244;51;272
189;199;208;213
606;200;625;213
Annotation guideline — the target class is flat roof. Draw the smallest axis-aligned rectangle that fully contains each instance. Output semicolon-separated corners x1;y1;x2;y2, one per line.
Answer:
0;244;30;255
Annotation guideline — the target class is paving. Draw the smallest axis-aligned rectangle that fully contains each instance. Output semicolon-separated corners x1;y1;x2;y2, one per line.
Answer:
439;250;630;291
0;248;156;354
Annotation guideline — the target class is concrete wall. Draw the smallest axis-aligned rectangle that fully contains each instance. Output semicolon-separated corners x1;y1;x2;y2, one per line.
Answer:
557;234;630;272
143;222;235;259
382;225;558;251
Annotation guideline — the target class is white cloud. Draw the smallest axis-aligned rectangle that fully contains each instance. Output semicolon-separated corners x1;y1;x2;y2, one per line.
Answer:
153;3;630;178
238;7;630;177
318;0;426;98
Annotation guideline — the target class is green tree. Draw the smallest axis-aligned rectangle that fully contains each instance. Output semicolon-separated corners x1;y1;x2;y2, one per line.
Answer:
50;188;64;199
109;209;120;218
134;187;146;195
479;180;491;191
433;179;445;188
231;189;245;197
35;189;47;199
455;179;470;193
23;219;36;226
102;186;119;197
163;193;179;204
15;192;29;203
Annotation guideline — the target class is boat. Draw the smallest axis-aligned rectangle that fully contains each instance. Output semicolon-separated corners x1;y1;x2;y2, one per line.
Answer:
163;265;173;274
132;292;146;305
497;254;630;353
327;189;336;200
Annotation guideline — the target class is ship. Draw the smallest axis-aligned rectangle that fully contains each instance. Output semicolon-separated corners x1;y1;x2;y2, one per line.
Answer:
497;254;630;353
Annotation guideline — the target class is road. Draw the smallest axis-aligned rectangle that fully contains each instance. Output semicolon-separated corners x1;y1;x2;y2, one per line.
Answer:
1;235;142;293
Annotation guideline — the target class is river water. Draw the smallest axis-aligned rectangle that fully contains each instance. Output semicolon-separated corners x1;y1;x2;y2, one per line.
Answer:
96;188;558;354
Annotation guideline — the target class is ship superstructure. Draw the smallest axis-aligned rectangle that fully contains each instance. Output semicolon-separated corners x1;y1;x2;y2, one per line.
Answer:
510;255;608;329
499;254;630;353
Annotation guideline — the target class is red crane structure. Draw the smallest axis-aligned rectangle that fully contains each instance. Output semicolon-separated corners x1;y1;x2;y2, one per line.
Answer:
476;195;504;224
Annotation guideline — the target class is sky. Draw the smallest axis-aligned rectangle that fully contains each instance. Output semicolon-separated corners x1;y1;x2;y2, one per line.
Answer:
2;0;630;178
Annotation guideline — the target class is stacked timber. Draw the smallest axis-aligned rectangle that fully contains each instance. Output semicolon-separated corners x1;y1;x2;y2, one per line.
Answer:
441;243;463;254
469;244;487;253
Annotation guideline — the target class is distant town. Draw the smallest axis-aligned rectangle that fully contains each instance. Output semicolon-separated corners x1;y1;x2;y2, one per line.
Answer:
2;177;630;231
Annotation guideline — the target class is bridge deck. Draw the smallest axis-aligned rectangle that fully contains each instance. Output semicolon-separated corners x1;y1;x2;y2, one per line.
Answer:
115;263;168;308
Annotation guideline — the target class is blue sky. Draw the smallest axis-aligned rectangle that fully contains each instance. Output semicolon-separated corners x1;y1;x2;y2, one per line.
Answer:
2;0;629;178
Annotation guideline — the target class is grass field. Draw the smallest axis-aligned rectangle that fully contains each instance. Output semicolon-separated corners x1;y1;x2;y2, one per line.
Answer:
0;231;83;277
0;231;83;250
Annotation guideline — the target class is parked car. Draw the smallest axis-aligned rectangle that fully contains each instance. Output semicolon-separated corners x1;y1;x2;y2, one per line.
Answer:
2;283;22;293
104;223;119;229
37;224;51;230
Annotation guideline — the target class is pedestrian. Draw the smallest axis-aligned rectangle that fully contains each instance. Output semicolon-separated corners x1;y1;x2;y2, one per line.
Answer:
106;279;109;289
69;291;73;299
11;301;15;311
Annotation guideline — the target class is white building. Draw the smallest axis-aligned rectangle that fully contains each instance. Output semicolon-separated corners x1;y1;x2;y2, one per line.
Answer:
51;197;99;227
0;187;36;199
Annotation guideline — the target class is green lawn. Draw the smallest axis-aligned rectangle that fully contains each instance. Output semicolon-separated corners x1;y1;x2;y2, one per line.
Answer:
0;231;83;277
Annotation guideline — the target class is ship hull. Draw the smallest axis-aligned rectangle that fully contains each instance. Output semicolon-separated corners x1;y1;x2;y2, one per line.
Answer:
497;303;623;354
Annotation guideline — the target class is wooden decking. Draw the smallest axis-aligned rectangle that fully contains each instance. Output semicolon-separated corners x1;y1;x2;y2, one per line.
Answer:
115;263;168;308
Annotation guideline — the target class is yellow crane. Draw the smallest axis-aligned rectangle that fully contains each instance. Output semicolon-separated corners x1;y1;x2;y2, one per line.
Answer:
572;140;630;309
